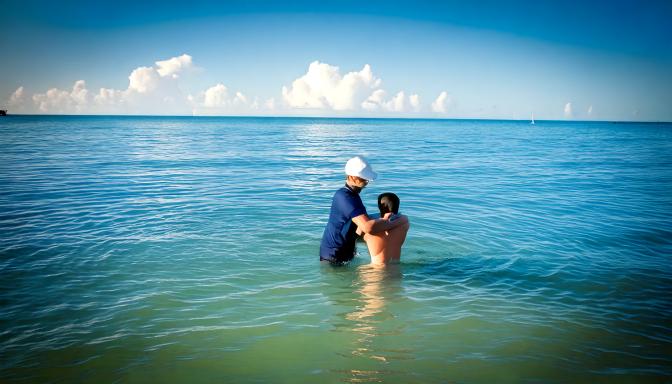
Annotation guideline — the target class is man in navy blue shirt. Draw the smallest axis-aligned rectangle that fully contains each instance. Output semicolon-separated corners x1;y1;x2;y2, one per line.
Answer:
320;156;409;264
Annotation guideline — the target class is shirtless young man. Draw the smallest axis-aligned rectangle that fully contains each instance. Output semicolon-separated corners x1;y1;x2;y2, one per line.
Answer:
358;193;410;265
320;156;409;265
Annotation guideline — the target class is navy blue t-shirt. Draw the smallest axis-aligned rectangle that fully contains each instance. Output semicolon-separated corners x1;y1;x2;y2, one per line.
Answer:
319;185;368;263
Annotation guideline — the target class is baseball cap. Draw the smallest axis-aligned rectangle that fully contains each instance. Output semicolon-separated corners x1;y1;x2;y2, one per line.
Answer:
345;156;378;181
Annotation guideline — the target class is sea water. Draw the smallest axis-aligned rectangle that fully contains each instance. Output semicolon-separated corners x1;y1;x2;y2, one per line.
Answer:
1;116;670;383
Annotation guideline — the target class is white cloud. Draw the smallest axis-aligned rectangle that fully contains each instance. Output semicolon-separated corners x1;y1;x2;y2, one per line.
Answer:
94;87;125;106
26;54;201;115
410;94;421;112
360;89;420;113
71;80;88;106
281;61;422;114
587;105;593;116
128;66;161;94
32;80;89;113
564;102;573;118
33;89;69;113
386;91;407;112
203;83;230;107
155;54;193;78
9;86;25;106
234;92;247;105
191;83;265;115
362;89;386;111
19;57;431;116
282;61;382;111
431;91;455;113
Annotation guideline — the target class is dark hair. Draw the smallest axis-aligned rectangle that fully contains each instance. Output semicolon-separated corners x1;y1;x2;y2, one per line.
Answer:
378;193;400;215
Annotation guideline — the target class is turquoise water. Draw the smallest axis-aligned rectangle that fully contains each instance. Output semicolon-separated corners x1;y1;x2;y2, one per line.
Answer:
1;116;671;383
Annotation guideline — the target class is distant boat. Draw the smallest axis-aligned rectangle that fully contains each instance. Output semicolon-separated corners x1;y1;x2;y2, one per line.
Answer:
530;113;535;125
0;110;6;116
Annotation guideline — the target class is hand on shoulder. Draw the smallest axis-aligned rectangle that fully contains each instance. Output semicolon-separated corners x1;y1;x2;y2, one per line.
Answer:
390;213;409;226
386;212;407;222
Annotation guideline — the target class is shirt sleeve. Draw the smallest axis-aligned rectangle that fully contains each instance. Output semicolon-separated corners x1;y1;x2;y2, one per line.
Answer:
345;194;367;219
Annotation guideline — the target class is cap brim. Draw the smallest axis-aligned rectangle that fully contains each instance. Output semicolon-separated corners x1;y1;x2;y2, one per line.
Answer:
361;169;378;181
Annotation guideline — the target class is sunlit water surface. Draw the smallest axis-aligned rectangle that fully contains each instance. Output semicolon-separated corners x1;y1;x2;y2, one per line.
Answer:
1;116;671;383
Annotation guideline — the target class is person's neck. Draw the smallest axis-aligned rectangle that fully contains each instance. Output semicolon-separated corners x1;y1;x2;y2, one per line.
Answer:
345;181;362;194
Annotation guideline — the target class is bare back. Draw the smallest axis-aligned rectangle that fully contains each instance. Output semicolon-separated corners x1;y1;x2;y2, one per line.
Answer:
363;221;410;265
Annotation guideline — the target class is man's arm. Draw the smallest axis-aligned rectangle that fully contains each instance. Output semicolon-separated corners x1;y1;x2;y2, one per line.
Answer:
352;213;409;235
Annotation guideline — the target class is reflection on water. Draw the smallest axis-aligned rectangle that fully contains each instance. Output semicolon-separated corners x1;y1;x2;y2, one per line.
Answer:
338;264;413;382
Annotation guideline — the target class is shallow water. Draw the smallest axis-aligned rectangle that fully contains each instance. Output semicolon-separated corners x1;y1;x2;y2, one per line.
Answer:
1;116;671;383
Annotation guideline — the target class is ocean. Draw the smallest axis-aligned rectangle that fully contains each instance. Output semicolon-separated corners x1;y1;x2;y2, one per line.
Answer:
1;115;671;382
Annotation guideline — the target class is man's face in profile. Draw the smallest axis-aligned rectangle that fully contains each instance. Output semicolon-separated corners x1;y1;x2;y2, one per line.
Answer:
351;176;369;189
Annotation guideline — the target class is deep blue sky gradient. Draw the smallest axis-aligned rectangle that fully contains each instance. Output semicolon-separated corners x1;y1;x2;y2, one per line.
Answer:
4;0;670;59
1;0;671;120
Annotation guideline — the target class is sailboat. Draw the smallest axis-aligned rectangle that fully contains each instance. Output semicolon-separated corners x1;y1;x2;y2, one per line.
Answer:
530;112;535;125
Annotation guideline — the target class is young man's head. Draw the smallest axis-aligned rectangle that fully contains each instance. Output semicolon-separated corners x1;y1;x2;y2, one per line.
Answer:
378;193;400;215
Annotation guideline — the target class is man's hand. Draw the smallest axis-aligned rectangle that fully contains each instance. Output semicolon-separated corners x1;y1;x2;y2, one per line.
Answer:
353;213;408;235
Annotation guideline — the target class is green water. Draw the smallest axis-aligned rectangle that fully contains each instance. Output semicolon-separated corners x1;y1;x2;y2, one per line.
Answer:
1;116;671;382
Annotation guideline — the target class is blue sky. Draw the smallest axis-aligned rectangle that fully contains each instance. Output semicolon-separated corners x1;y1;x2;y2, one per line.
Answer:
1;0;670;121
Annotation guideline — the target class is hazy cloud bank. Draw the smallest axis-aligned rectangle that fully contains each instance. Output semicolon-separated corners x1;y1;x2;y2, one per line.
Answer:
6;55;453;117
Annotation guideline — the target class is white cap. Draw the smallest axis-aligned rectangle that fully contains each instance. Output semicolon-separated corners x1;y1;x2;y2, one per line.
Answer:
345;156;378;181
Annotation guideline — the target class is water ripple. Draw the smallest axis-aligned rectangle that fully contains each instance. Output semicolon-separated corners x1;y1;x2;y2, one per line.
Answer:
1;117;671;382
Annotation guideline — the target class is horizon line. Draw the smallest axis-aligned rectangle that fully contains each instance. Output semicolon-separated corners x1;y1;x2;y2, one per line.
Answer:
1;113;671;124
